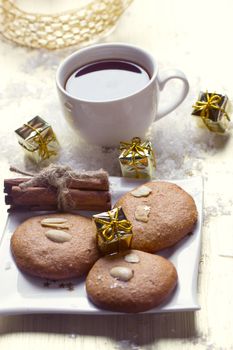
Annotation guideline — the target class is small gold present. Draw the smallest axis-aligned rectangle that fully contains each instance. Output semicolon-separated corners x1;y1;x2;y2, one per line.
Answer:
119;137;156;179
93;207;133;255
192;92;231;134
15;116;59;163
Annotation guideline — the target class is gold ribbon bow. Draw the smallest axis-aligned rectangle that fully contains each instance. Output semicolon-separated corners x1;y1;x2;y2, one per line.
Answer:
24;123;57;160
120;137;152;176
95;207;132;242
192;92;230;121
120;137;150;157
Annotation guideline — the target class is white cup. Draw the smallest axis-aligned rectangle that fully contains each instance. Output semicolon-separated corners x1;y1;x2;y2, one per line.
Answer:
56;43;189;147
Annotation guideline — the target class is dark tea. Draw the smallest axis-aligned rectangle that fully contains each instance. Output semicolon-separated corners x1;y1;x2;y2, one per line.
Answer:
65;59;150;101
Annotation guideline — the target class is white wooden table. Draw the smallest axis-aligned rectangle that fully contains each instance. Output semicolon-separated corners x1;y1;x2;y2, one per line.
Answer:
0;0;233;349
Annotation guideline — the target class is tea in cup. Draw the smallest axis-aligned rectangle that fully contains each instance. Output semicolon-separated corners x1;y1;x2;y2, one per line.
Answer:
56;43;189;146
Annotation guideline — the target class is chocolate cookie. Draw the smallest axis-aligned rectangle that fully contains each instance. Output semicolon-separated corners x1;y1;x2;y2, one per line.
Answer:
115;181;198;253
86;250;177;313
11;213;100;280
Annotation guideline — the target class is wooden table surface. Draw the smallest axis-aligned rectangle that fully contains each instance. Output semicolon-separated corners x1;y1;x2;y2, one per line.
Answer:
0;0;233;349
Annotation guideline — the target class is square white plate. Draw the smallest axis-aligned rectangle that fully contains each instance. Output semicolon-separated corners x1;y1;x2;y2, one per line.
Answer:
0;176;203;315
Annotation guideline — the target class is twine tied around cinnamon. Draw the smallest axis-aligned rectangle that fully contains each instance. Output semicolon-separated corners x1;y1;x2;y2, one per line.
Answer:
10;164;107;211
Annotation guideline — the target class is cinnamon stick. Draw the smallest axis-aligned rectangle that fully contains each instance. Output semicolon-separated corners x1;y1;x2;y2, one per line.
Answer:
5;186;111;210
7;202;111;213
4;167;111;212
4;173;109;192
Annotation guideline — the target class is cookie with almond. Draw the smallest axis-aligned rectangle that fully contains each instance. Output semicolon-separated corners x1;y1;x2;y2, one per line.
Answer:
114;181;198;253
86;250;177;313
11;213;100;279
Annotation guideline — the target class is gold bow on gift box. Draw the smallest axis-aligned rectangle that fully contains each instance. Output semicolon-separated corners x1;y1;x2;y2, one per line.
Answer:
192;92;231;134
15;116;59;163
93;207;133;255
119;137;156;179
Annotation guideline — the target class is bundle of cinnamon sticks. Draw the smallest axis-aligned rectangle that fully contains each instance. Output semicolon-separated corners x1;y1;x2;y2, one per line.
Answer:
4;171;111;212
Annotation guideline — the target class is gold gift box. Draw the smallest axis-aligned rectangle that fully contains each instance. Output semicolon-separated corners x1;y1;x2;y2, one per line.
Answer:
93;207;133;255
119;137;156;179
192;92;231;134
15;116;59;163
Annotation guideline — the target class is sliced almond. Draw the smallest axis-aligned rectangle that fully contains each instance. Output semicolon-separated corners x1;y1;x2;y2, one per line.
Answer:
135;205;151;222
110;266;134;282
124;252;140;263
41;217;70;229
41;223;70;229
41;218;68;224
45;229;72;243
131;185;152;198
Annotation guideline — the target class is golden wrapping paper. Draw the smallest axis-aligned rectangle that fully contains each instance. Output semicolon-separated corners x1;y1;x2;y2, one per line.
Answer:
119;137;156;179
93;207;133;255
15;116;59;163
192;92;231;134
